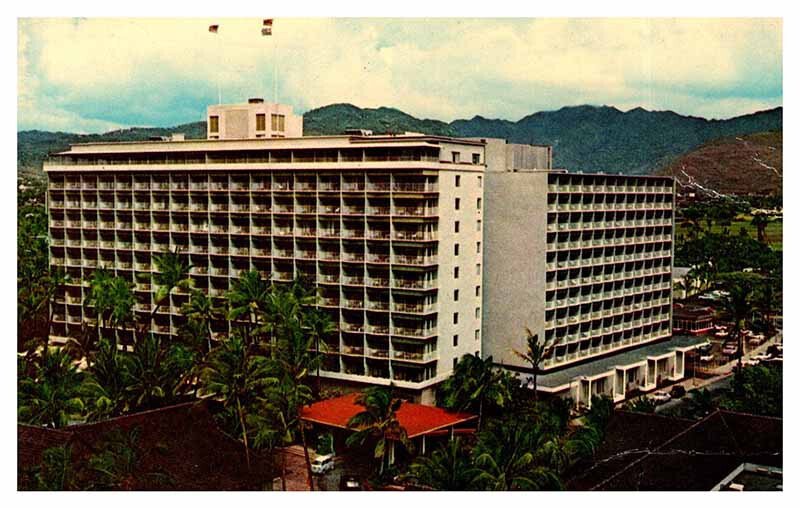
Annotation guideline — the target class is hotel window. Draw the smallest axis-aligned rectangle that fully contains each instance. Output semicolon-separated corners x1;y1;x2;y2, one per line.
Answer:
455;221;460;233
472;153;480;164
477;175;482;187
476;263;481;275
455;198;460;210
453;334;459;347
477;198;482;210
475;330;480;341
475;285;480;297
476;241;481;254
454;243;459;256
452;152;461;163
454;266;459;279
209;115;219;133
455;175;461;187
453;312;459;325
453;358;458;370
454;289;459;302
476;219;481;231
271;114;285;131
256;113;266;131
475;307;480;319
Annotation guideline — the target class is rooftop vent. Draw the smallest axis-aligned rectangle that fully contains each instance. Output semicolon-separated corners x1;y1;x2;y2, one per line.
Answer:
248;98;265;104
345;128;373;136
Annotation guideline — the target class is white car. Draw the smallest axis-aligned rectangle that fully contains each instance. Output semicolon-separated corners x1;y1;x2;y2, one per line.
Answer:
700;354;715;362
651;391;671;403
310;454;335;475
751;354;772;362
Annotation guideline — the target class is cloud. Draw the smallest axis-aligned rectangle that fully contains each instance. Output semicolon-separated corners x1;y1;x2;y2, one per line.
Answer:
18;17;782;132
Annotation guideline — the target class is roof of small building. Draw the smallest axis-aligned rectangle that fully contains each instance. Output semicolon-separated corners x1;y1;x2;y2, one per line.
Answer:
567;409;782;491
300;392;477;439
18;400;273;491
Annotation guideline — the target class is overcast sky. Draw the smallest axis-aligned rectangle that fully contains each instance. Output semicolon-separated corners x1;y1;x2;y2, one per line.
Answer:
18;18;782;133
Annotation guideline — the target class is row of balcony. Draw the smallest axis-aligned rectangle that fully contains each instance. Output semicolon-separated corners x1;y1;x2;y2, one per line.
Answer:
543;331;671;366
549;323;670;347
547;202;672;212
545;283;671;307
546;219;672;233
547;184;672;194
548;238;671;252
50;201;439;217
52;181;440;193
545;266;670;287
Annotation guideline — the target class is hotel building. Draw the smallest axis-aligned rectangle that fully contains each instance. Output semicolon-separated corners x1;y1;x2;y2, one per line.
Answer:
45;99;702;404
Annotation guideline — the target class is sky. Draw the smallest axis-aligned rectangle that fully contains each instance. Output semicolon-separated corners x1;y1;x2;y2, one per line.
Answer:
17;18;783;133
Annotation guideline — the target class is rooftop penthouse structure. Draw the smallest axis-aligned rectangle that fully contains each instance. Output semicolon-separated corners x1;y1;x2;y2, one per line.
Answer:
44;99;688;404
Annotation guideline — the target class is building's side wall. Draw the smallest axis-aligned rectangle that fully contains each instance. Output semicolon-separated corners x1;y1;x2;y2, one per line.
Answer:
506;143;552;171
481;171;549;368
436;166;486;373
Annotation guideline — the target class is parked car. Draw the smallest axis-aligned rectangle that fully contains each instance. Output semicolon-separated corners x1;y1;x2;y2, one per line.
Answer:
651;391;671;403
742;358;761;367
751;353;772;362
670;385;686;398
722;344;739;356
311;454;335;475
339;475;364;491
700;354;715;363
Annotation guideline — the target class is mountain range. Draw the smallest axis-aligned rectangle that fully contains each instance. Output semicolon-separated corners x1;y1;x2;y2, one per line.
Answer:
18;104;782;177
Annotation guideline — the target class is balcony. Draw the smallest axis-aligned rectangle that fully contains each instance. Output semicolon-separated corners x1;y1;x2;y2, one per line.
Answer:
393;302;435;314
367;348;389;358
393;183;437;193
367;300;389;311
393;231;435;241
367;230;390;240
368;277;389;288
393;326;435;338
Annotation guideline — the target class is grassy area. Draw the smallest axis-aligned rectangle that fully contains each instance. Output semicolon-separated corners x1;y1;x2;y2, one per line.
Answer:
676;213;783;250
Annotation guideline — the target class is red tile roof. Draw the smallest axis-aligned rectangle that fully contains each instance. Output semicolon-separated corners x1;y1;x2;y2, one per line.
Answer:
301;392;476;438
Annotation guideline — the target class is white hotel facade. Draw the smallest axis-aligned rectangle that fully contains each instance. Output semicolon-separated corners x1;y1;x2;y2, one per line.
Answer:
44;99;701;404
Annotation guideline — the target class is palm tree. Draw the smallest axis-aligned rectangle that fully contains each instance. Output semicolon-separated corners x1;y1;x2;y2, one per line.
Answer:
513;329;554;400
251;374;314;490
439;353;513;430
141;250;193;338
718;272;762;374
304;307;336;393
82;339;129;421
346;387;413;476
404;437;478;490
751;214;770;243
199;335;275;469
86;269;115;345
227;271;270;345
18;347;85;428
181;289;222;353
471;418;561;490
123;334;194;412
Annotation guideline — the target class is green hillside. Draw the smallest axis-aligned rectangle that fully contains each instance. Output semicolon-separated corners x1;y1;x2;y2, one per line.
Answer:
18;104;782;177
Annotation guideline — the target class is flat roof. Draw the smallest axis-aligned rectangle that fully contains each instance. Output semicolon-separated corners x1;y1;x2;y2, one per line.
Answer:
535;335;710;389
53;134;485;155
300;392;476;439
